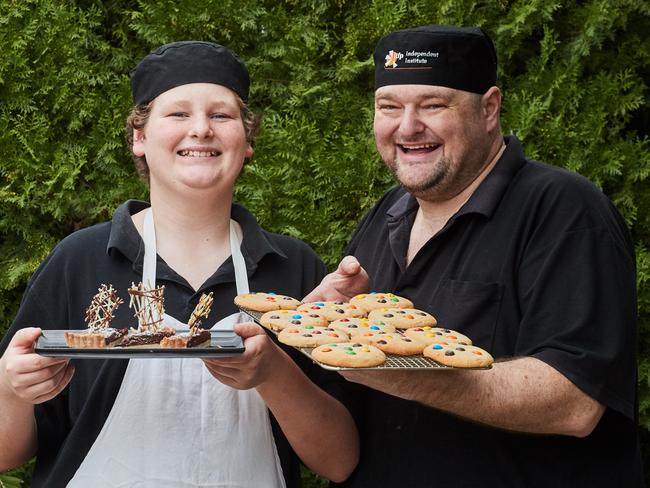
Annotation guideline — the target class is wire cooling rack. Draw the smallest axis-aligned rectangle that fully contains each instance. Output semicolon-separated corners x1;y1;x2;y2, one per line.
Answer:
239;307;490;371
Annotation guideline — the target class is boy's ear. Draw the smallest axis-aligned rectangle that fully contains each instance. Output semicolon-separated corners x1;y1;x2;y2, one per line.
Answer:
133;129;146;157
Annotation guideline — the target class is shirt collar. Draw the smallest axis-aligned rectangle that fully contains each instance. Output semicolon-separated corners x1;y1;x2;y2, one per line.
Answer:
106;200;288;276
386;135;526;221
106;200;148;262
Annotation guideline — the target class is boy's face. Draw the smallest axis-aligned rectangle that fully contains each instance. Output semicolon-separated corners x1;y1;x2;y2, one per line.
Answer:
133;83;252;195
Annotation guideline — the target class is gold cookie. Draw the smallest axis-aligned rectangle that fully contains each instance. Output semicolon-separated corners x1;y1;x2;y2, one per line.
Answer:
367;308;437;330
329;317;396;335
349;292;414;313
311;342;386;368
423;342;493;368
297;301;367;321
404;326;472;345
278;325;349;347
351;330;426;356
259;309;329;331
234;292;301;312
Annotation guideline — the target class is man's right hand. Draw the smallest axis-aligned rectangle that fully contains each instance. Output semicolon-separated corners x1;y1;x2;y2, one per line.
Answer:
303;255;370;303
0;327;74;404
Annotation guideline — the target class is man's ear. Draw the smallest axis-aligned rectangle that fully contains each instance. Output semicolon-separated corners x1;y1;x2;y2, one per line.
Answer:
132;129;146;157
482;86;502;132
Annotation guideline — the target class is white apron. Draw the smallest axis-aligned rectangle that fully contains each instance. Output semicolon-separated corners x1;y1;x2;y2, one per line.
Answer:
68;208;286;488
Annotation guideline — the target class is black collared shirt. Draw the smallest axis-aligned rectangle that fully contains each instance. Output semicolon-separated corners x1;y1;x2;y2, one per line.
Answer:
336;136;642;487
1;200;329;488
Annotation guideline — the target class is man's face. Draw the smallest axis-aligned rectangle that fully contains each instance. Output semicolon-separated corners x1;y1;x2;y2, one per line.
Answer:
374;84;494;201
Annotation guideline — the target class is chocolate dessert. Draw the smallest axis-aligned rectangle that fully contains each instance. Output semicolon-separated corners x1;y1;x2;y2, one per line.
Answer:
64;284;126;348
160;329;211;348
123;282;173;347
161;292;214;348
122;327;176;347
64;327;128;348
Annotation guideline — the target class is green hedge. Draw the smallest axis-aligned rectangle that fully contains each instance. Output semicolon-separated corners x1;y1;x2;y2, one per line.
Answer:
1;0;648;486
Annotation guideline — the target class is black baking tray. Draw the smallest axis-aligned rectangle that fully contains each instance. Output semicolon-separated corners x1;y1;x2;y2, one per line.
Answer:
35;329;245;358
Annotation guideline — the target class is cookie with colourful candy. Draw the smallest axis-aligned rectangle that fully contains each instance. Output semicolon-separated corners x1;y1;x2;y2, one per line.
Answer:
349;292;414;313
311;342;386;368
297;301;367;321
259;309;329;331
423;342;493;368
404;326;472;346
278;325;349;348
351;329;427;356
328;317;396;335
234;292;302;312
367;307;437;330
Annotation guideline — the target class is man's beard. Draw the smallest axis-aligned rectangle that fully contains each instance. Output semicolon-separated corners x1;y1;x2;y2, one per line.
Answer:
386;155;452;201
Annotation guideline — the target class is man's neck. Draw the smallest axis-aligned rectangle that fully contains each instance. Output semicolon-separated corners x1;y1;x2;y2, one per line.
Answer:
417;138;506;220
406;139;506;266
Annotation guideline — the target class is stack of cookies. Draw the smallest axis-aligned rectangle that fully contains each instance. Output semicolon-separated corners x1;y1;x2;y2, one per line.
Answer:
234;292;494;369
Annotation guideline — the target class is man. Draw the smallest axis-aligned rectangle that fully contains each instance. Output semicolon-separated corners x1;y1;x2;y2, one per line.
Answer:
306;25;643;486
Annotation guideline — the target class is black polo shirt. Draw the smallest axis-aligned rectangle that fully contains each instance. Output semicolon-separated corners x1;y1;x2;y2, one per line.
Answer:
1;200;330;488
335;136;642;487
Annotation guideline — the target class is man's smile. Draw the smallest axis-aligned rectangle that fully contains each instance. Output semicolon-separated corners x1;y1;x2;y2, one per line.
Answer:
397;142;441;154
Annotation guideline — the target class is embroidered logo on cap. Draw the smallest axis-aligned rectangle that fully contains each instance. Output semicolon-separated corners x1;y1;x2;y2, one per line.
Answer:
384;49;439;70
384;50;403;68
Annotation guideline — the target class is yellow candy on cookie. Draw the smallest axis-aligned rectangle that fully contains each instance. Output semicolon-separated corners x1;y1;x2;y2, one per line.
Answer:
349;292;414;312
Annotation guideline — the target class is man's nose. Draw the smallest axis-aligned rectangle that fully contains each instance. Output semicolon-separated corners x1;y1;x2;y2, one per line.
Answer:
397;107;425;137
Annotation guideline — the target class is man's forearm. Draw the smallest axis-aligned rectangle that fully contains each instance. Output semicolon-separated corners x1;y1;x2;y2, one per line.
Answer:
342;356;604;437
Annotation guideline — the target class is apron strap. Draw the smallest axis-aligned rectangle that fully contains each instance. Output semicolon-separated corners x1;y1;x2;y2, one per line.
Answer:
230;220;249;295
142;209;162;324
143;207;249;324
143;208;157;290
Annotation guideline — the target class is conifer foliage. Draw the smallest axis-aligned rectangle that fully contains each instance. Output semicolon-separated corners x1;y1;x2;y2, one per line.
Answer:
1;0;649;485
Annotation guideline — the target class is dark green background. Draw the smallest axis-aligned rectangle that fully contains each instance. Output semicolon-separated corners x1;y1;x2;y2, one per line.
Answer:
1;1;648;486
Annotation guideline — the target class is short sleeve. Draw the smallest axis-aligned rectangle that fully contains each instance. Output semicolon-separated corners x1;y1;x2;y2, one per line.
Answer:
516;225;637;420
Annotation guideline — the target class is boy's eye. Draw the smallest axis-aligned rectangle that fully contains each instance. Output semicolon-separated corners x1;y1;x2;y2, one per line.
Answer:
210;113;233;120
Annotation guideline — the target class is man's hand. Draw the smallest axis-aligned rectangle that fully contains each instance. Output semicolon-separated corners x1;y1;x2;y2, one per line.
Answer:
303;255;369;302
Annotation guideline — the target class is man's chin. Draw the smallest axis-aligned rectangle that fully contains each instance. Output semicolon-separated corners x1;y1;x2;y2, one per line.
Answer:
401;185;435;200
390;159;447;188
395;171;444;196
